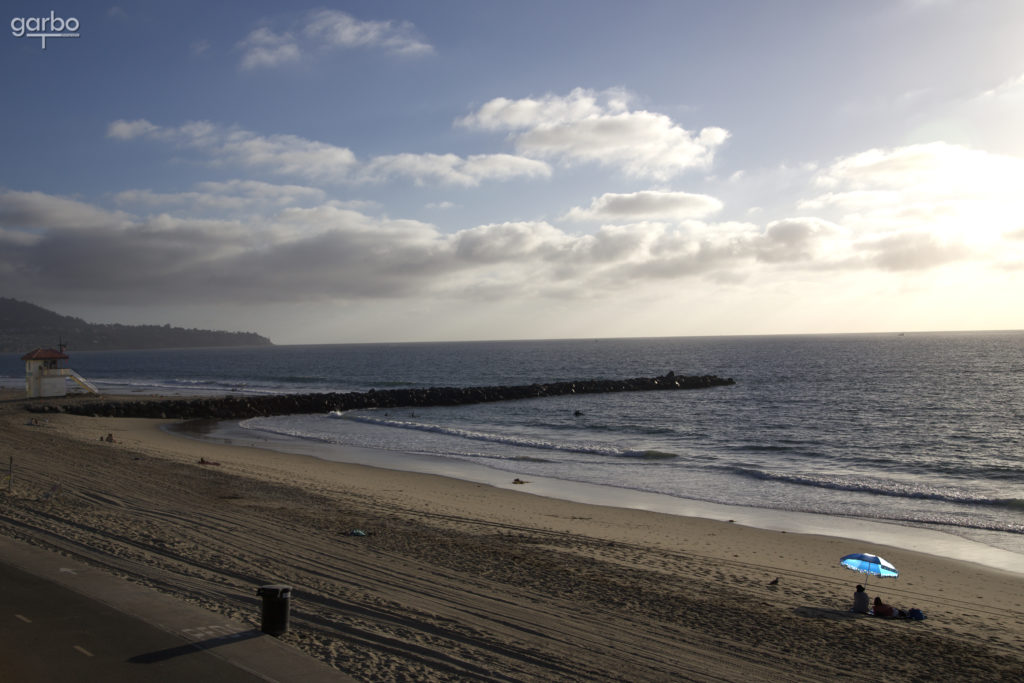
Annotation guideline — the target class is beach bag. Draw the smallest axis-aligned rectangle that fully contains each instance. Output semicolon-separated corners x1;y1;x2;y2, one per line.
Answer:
907;608;925;620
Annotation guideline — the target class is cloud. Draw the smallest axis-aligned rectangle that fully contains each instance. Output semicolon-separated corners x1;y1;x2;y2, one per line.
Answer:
561;223;660;266
239;27;300;70
809;143;1024;235
108;119;357;181
974;72;1024;103
565;190;723;222
107;119;160;140
0;227;43;247
5;168;1020;311
453;221;568;263
459;88;618;130
459;88;729;179
812;142;1022;197
0;189;132;230
304;9;433;56
802;142;1024;269
109;119;548;187
360;153;551;186
753;218;849;264
854;231;972;271
239;9;433;69
0;191;698;305
0;192;445;304
114;180;327;214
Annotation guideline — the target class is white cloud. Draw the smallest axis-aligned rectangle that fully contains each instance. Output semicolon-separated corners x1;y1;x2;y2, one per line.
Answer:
108;119;358;181
221;130;356;179
565;190;723;222
238;27;300;70
975;72;1024;102
562;223;659;266
196;179;325;202
806;142;1024;243
459;88;619;130
452;221;568;263
459;88;729;180
361;152;551;186
109;119;549;187
305;9;433;56
795;142;1024;271
107;119;160;140
238;10;433;69
814;142;1022;197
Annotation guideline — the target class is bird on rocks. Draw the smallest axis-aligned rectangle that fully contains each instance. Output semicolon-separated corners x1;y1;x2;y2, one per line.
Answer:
768;577;779;586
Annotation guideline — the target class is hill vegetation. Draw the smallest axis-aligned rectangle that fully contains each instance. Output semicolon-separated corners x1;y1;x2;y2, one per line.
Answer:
0;298;272;352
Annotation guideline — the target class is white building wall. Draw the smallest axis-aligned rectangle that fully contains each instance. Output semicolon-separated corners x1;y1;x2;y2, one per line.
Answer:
24;360;68;398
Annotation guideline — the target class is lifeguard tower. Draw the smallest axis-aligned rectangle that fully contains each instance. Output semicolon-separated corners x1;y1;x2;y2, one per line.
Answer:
21;345;98;397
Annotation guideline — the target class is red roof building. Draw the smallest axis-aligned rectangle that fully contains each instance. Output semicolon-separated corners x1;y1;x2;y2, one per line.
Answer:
21;347;97;397
20;348;69;361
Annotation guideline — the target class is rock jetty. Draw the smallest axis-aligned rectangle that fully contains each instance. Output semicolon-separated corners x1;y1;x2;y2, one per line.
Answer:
27;372;735;421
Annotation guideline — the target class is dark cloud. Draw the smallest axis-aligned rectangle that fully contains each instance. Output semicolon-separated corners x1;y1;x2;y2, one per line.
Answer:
754;218;844;264
856;232;972;271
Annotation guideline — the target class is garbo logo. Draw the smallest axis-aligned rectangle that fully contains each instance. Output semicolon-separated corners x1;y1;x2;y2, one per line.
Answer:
11;11;80;49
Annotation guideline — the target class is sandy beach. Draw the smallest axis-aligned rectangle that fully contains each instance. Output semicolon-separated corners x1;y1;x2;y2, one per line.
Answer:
2;392;1023;682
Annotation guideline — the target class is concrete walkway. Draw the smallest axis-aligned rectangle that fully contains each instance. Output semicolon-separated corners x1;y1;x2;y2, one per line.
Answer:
0;536;352;682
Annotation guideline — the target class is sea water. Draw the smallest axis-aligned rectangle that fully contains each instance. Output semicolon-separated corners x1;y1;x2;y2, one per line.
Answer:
3;332;1022;566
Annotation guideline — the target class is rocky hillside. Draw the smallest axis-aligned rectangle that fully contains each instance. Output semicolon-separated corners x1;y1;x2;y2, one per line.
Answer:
0;298;272;352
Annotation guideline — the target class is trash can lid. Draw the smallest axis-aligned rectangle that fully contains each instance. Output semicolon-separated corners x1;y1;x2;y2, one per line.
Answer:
257;584;292;597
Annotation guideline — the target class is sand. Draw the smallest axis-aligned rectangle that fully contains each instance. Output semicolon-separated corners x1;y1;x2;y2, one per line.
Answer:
2;391;1024;682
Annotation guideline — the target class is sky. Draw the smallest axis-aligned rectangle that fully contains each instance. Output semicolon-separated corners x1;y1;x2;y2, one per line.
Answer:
2;1;1023;344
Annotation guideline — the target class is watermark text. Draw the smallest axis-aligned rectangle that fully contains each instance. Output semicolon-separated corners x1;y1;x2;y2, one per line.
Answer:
11;11;80;49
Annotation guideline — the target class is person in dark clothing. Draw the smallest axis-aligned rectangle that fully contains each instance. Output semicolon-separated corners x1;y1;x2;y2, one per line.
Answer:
873;596;895;617
852;584;870;613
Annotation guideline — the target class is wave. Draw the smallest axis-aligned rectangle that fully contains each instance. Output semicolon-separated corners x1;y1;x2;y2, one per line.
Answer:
238;419;344;446
724;466;1024;511
329;411;678;460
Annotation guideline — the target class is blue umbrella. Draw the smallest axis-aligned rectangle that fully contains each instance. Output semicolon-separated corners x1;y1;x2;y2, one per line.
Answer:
840;553;899;583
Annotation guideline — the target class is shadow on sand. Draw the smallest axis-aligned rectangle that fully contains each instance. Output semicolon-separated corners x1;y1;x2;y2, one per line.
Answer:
128;629;263;663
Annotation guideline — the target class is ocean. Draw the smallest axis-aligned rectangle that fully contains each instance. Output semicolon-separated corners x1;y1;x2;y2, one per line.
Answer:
4;332;1023;569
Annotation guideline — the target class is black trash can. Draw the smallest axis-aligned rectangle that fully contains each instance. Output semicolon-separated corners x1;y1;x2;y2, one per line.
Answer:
257;584;291;636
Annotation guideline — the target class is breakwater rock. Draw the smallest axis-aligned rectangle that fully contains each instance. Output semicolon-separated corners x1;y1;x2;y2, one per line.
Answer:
28;372;734;420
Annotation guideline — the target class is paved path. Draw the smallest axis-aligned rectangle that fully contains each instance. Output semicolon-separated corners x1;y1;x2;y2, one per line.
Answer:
0;537;351;682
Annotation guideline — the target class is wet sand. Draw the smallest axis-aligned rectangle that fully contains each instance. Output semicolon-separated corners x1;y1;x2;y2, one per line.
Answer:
3;392;1023;681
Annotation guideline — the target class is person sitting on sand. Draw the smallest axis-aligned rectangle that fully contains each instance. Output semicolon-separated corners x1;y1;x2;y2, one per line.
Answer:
873;596;895;617
852;585;870;613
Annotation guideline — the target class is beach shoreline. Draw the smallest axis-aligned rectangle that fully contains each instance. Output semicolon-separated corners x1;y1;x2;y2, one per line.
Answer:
192;417;1024;575
2;391;1023;680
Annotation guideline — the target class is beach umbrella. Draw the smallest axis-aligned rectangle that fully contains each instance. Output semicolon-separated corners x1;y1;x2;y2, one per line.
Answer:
839;553;899;584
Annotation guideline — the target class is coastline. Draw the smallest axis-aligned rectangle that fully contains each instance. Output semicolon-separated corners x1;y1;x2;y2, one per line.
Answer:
194;418;1024;575
3;393;1024;680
